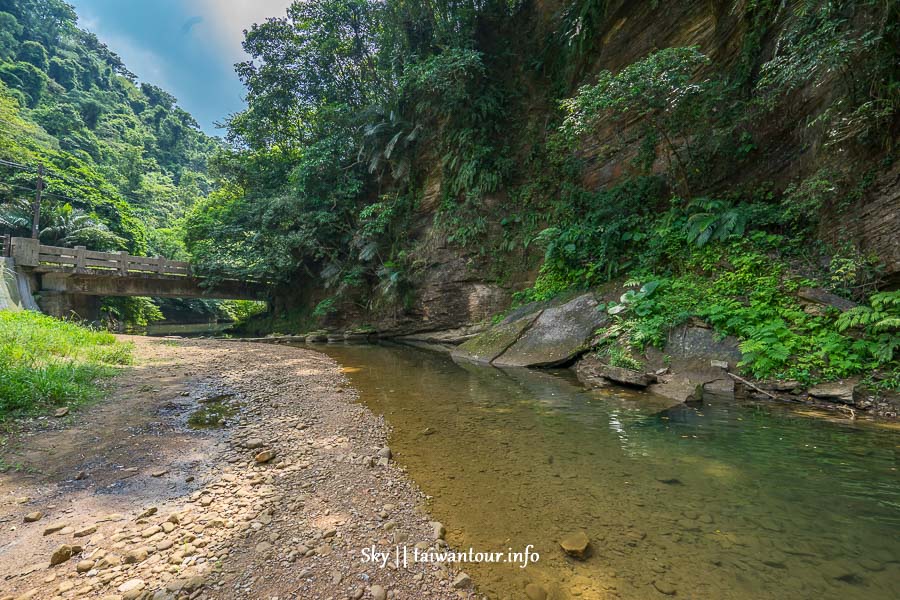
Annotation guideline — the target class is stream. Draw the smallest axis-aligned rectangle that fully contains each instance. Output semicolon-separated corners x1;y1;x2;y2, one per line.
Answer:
313;342;900;600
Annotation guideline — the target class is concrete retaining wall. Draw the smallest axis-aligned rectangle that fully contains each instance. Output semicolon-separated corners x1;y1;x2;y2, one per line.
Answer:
0;257;39;312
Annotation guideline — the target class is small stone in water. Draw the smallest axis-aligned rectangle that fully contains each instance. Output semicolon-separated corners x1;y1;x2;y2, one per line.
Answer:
653;580;677;595
525;583;548;600
559;531;590;559
452;572;472;589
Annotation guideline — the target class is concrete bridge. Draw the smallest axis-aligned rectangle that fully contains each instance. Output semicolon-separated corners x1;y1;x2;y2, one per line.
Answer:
2;236;265;319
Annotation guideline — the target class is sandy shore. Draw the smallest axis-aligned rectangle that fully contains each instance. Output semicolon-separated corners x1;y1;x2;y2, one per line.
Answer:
0;337;472;600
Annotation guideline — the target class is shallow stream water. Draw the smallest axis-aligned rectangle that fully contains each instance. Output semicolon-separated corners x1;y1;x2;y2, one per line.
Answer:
315;343;899;600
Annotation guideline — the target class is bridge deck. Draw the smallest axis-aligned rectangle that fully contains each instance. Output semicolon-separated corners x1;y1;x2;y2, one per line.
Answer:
2;236;264;301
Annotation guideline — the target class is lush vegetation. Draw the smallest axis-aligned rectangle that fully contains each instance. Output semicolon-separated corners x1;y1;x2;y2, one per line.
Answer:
0;0;226;325
0;310;131;420
182;0;897;388
1;1;891;390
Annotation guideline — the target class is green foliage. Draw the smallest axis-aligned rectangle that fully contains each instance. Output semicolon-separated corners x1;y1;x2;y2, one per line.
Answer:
0;198;124;250
602;344;644;371
0;310;131;420
219;300;267;323
188;0;520;317
836;292;900;363
559;46;721;192
596;241;897;386
312;297;338;318
522;176;667;298
17;40;47;70
683;198;749;247
100;297;164;329
187;0;897;399
0;0;217;271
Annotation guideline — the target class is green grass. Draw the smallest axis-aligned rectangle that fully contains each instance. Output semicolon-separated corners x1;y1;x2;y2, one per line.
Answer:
0;311;132;421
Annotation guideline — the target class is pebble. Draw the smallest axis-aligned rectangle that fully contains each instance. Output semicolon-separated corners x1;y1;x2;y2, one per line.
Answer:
49;545;74;566
370;584;387;600
73;525;97;538
137;507;158;519
124;548;149;564
255;449;277;463
75;560;94;573
23;512;42;523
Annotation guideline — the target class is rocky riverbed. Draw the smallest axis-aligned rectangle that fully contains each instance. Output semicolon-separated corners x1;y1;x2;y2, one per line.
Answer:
0;337;472;600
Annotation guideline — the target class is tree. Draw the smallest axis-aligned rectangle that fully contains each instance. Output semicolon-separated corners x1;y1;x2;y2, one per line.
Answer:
0;61;47;106
78;98;103;128
17;40;48;70
48;56;76;89
232;0;384;149
32;102;84;136
0;12;22;60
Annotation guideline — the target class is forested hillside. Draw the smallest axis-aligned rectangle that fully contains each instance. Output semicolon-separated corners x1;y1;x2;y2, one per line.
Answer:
189;0;898;389
0;0;216;260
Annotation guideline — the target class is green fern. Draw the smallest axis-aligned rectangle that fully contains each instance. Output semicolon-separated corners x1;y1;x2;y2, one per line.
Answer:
836;291;900;362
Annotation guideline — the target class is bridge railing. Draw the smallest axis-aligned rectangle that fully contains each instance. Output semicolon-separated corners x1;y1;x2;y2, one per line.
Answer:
10;237;192;277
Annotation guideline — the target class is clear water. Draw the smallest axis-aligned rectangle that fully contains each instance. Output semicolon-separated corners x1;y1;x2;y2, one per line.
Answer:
316;343;900;600
145;321;234;337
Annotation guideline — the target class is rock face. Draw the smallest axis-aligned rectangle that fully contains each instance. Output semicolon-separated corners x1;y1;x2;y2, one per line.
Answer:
452;293;605;368
492;294;607;367
639;324;743;404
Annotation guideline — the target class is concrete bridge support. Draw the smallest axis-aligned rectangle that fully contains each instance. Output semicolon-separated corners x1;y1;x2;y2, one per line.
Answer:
36;291;102;320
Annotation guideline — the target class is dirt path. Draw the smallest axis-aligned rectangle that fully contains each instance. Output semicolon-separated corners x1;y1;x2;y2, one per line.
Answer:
0;337;470;600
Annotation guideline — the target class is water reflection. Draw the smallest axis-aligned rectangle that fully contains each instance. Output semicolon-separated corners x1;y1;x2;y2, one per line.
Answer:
316;343;900;600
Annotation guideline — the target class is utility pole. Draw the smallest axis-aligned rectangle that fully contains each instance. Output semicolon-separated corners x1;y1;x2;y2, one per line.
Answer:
32;163;42;239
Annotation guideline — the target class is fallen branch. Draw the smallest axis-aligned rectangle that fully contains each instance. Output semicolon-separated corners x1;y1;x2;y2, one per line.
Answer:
726;372;778;400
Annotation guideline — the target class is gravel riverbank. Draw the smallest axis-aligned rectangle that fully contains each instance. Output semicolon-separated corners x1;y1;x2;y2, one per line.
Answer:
0;337;472;600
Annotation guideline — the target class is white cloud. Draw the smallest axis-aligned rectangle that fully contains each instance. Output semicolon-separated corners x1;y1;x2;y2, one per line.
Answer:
189;0;294;63
74;8;171;89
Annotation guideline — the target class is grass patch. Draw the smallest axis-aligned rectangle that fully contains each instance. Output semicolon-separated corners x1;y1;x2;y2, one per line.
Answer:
0;311;133;421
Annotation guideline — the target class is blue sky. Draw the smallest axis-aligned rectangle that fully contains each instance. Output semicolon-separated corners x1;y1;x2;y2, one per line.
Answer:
69;0;293;135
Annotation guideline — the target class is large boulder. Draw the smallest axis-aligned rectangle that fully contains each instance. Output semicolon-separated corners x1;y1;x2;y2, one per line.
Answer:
661;323;742;369
492;293;607;367
808;381;855;404
451;312;541;365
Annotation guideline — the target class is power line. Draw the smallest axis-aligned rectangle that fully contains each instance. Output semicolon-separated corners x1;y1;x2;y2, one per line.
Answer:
0;182;95;208
0;157;35;171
